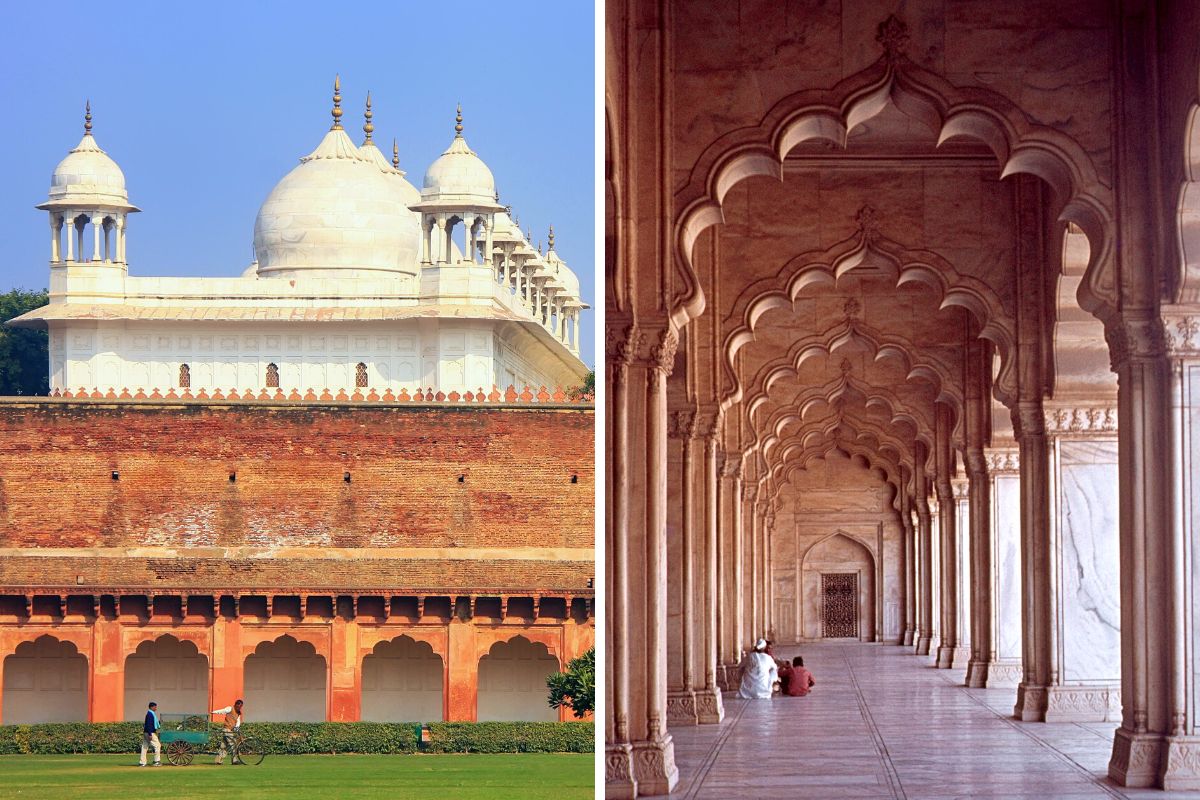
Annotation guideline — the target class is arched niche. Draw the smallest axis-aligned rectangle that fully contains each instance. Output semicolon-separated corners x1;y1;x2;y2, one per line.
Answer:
123;635;209;720
361;636;444;722
243;635;326;722
477;636;559;722
3;636;88;723
800;532;876;642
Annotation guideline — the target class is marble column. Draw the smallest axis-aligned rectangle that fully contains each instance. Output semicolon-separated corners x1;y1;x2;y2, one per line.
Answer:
696;423;724;723
1107;310;1200;789
1014;401;1053;722
954;478;972;656
1042;406;1121;722
987;447;1025;687
935;406;961;669
965;450;993;687
915;449;933;656
899;487;913;647
717;456;743;689
902;486;916;647
605;320;678;798
666;411;697;724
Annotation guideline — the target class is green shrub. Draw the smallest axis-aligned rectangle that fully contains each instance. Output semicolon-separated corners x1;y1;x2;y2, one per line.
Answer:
0;721;591;755
424;722;594;754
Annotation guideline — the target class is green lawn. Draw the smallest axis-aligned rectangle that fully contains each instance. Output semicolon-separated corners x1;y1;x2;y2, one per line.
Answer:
0;753;594;799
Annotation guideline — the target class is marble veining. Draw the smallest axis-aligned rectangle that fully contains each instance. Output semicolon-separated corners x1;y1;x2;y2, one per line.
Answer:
994;475;1023;661
1059;439;1121;682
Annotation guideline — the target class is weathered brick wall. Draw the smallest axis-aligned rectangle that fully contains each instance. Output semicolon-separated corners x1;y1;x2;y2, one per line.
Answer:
0;401;594;552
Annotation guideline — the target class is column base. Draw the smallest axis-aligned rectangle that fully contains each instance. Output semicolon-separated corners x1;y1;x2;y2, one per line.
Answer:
605;743;637;799
1163;735;1200;790
666;689;698;724
1014;682;1048;722
966;659;1021;687
1108;728;1164;788
914;635;931;655
1043;684;1121;723
934;645;969;669
631;736;679;797
902;628;914;646
694;685;725;724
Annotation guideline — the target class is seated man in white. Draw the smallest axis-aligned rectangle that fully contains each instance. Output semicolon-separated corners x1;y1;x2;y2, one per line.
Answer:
737;638;778;699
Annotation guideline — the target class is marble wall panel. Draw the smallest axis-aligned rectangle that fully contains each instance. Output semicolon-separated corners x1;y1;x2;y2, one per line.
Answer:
957;499;972;648
994;475;1023;660
1058;438;1120;683
1188;364;1200;731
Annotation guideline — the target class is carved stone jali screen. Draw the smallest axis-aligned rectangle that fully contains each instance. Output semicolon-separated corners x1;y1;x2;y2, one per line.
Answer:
821;573;858;638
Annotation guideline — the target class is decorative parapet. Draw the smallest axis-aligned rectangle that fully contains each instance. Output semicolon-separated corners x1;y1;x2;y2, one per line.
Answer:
984;447;1020;474
40;385;594;406
1043;405;1117;435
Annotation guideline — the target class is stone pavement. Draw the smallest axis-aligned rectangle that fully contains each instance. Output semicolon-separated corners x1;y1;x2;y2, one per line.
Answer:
649;643;1200;799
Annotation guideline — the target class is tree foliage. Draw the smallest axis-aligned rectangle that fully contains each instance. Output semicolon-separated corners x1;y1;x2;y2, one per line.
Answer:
0;289;49;396
568;370;595;400
546;647;595;718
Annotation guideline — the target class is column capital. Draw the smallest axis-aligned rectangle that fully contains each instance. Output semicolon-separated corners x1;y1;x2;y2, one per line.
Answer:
605;317;678;375
1012;400;1046;439
951;478;969;500
1162;305;1200;360
668;409;698;440
964;448;989;476
1106;310;1169;369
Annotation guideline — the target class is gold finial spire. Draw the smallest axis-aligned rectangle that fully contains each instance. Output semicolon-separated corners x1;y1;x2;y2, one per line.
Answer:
392;138;400;169
362;91;374;143
330;74;343;130
548;225;555;251
84;100;92;135
454;103;464;136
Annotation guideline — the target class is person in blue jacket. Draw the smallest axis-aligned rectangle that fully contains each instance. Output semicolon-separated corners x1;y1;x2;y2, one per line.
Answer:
139;701;161;767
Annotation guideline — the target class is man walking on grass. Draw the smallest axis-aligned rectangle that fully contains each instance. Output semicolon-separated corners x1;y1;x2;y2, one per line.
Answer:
138;701;161;767
212;699;245;765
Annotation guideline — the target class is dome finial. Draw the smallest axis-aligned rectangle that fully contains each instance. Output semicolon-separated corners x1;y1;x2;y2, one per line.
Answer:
455;103;464;136
392;138;400;169
330;74;343;130
84;100;92;135
548;225;555;251
362;91;374;144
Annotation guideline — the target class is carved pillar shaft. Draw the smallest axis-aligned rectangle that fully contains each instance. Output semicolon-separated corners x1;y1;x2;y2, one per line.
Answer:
1014;400;1052;722
935;405;959;668
965;452;993;687
695;434;724;723
915;448;933;656
666;414;697;724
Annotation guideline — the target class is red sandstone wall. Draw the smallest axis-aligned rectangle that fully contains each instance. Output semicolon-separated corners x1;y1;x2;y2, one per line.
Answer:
0;401;594;551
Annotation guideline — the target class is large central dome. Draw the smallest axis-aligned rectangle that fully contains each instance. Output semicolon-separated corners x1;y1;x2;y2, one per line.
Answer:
253;100;421;279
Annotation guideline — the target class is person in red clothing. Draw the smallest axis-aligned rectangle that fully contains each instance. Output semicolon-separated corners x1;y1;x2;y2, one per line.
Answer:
779;656;816;697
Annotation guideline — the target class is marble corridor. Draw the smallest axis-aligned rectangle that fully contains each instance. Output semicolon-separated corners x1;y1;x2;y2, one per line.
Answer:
651;644;1198;800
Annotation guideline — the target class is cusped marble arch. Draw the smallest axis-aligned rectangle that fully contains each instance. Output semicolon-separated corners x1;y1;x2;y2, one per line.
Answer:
672;51;1117;328
720;230;1018;406
728;321;963;429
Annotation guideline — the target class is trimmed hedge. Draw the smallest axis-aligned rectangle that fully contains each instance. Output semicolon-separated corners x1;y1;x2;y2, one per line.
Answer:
0;721;593;755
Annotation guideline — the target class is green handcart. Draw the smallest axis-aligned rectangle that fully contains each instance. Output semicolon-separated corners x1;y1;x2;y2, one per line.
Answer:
158;713;265;766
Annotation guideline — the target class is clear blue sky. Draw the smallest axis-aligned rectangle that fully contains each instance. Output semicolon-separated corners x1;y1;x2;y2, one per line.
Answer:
0;1;597;365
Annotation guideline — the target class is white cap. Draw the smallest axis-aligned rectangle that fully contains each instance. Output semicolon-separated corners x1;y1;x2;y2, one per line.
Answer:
755;638;767;651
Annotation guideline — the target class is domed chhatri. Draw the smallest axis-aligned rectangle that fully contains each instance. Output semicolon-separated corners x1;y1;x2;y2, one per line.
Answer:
421;105;498;203
10;78;589;398
41;101;137;211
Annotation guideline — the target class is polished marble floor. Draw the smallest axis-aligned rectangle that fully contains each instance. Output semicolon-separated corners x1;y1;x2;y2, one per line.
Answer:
651;643;1200;799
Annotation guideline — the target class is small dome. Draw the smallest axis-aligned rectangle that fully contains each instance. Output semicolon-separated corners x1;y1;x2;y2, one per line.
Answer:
253;128;421;278
422;111;496;202
45;132;134;210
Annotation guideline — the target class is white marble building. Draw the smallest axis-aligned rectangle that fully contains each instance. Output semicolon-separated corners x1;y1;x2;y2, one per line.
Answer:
10;81;589;395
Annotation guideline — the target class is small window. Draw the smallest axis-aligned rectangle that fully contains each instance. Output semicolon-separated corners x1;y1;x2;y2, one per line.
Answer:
178;363;190;388
266;362;279;388
355;362;369;388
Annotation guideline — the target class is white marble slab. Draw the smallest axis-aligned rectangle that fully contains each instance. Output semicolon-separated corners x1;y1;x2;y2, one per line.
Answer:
1058;439;1121;682
957;498;972;648
994;475;1023;661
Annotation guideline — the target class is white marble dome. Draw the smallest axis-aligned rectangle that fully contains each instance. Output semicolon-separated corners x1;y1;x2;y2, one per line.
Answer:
47;129;133;209
422;126;496;203
254;128;421;279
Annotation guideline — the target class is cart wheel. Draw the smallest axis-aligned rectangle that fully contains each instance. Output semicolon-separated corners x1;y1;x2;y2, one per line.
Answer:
166;741;194;766
234;735;265;765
